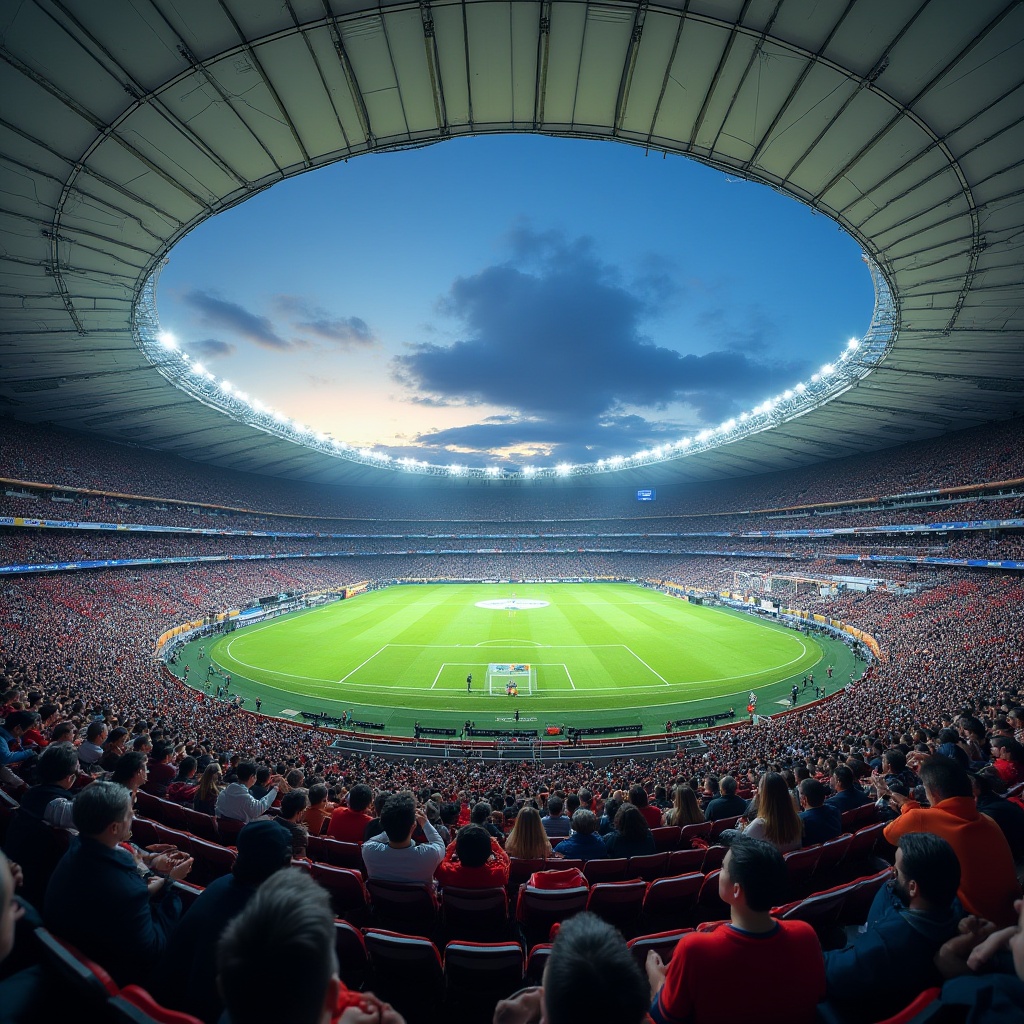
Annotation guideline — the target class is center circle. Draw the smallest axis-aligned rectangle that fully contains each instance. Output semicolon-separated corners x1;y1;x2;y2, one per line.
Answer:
475;599;550;610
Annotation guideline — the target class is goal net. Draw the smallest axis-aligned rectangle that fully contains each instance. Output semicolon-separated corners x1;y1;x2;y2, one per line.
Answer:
485;663;536;697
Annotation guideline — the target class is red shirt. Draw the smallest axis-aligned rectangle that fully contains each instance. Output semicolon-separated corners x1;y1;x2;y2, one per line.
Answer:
326;806;373;843
640;805;663;829
650;920;824;1024
434;837;510;889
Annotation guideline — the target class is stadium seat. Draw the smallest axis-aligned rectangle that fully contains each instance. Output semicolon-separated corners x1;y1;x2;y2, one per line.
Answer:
34;929;118;1014
311;863;369;920
524;943;552;985
626;928;693;972
838;867;893;927
128;817;159;848
701;845;727;872
213;817;245;844
840;804;878;832
321;838;365;873
843;822;889;873
679;821;712;847
652;825;681;851
544;857;583;872
585;880;647;935
506;857;545;895
443;941;525;1021
367;879;440;934
872;987;942;1024
440;885;509;942
150;798;188;831
816;833;854;877
306;834;329;862
641;872;703;933
185;836;236;885
582;857;629;883
170;880;204;913
771;881;852;941
783;844;824;897
150;822;191;849
695;869;728;922
333;919;369;990
133;790;161;819
108;985;205;1024
180;807;219;843
629;851;669;881
363;930;443;1024
666;848;706;875
709;815;741;841
515;883;589;948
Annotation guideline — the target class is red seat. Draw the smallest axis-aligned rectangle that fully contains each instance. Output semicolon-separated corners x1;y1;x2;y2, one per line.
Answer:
440;886;509;942
627;928;694;972
845;821;888;865
708;816;741;841
695;869;728;922
134;789;161;819
150;797;187;831
363;930;443;1021
783;844;823;897
524;942;552;985
585;881;647;936
701;845;726;872
544;858;583;872
214;816;245;844
838;867;893;927
679;821;712;847
109;985;205;1024
873;987;941;1024
367;879;439;933
628;852;669;882
311;863;369;920
771;880;852;937
506;857;545;896
306;834;329;862
333;919;369;990
34;930;118;1012
840;804;878;832
180;807;219;843
129;817;159;848
444;941;525;1018
150;822;190;848
583;857;629;883
169;880;205;913
322;838;365;873
641;872;703;933
515;883;589;948
666;849;706;875
816;833;854;875
652;825;681;851
185;836;236;886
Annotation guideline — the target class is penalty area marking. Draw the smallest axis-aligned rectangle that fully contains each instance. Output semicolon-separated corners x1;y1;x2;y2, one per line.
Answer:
475;599;549;610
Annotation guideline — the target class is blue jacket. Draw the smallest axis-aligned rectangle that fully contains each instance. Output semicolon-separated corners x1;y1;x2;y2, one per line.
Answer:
553;831;609;861
0;726;34;766
823;881;963;1022
800;804;842;846
825;787;872;814
44;836;181;987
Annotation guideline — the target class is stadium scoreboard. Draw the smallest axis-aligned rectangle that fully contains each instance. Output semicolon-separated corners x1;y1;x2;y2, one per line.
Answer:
636;489;656;501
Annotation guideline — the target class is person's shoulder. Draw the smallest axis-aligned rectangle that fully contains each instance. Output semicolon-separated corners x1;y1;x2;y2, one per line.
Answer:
776;919;824;948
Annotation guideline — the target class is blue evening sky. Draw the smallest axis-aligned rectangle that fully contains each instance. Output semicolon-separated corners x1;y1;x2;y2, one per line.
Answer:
157;134;873;468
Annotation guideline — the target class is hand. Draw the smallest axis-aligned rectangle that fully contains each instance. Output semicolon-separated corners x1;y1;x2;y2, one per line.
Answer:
414;807;428;829
493;987;543;1024
967;925;1018;972
933;916;1000;979
145;843;177;854
8;861;24;890
168;856;194;881
646;949;667;994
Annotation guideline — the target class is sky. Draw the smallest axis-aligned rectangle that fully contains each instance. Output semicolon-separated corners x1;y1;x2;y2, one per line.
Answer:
157;134;873;469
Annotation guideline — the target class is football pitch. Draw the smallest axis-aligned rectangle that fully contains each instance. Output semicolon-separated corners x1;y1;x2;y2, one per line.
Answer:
189;583;853;735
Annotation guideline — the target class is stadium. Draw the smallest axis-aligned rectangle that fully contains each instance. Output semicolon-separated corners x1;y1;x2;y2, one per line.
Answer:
1;3;1023;1024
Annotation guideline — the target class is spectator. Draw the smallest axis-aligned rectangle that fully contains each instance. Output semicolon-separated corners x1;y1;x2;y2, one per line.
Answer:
110;750;149;797
156;819;293;1023
822;833;964;1022
216;869;405;1024
215;762;281;824
541;794;572;841
493;912;649;1024
302;783;334;837
553;810;609;861
878;756;1021;927
971;768;1024;862
98;725;129;770
275;788;310;859
193;762;223;816
43;781;193;986
1;712;37;785
664;784;704;827
166;756;200;805
990;737;1024;789
504;805;554;860
0;851;44;1024
361;792;445;885
738;771;803;853
646;837;825;1024
77;720;107;768
471;800;504;841
628;786;663;829
602;804;655;859
143;740;177;798
704;775;747;821
363;791;390;843
826;765;872;813
798;778;843;846
326;782;374;842
435;823;511;889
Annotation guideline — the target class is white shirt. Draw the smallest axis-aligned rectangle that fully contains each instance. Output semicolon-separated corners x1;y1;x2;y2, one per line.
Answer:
215;781;278;822
362;820;446;884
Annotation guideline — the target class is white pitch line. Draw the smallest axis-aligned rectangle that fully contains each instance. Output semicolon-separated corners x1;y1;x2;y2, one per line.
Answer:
338;645;389;684
430;664;445;690
622;644;671;685
563;664;576;691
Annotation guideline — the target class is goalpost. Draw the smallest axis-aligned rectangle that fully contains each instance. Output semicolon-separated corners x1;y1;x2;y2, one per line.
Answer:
485;662;536;697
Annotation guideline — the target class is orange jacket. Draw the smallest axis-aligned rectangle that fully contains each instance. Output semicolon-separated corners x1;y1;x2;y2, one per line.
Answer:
883;796;1021;927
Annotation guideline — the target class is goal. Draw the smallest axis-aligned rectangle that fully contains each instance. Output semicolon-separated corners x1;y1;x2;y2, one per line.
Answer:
485;662;536;697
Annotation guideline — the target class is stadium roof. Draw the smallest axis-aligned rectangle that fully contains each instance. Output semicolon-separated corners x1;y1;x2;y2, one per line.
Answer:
1;0;1022;488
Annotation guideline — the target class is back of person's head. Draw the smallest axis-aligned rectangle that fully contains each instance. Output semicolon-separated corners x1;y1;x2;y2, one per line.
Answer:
547;794;564;817
454;824;492;868
280;788;309;820
380;792;416;842
308;783;328;806
38;742;79;785
833;765;855;791
627;785;649;807
571;809;598;836
613;803;649;840
799;778;827;807
972;766;1007;796
176;755;197;779
151;740;174;762
897;833;961;909
471;801;492;825
920;756;972;801
254;766;271;786
110;751;147;787
131;733;151;751
722;837;788;912
85;720;106;742
217;869;338;1024
440;801;460;826
720;775;737;797
883;748;907;772
542;912;649;1024
73;781;132;837
236;762;258;784
938;728;959;746
233;820;293;886
348;783;373;812
578;787;592;804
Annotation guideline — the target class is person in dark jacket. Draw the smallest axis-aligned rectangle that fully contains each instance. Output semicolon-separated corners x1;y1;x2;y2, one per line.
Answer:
972;767;1024;861
602;804;655;858
704;775;748;821
553;810;609;861
798;778;843;846
822;832;964;1022
155;819;292;1023
43;781;193;987
825;765;872;814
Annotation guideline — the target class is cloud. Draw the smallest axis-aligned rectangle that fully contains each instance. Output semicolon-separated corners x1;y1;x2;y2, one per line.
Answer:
394;227;807;428
303;373;338;389
184;338;236;360
273;295;376;348
182;290;290;350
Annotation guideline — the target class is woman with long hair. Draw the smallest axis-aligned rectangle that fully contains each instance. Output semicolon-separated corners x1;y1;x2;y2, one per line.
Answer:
504;804;553;860
602;803;656;858
740;772;803;852
664;784;704;827
192;762;223;816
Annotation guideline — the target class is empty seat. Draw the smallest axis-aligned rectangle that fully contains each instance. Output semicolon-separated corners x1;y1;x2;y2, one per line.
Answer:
524;942;552;985
816;833;854;876
311;863;369;920
185;836;236;886
641;872;704;933
840;804;878;832
582;857;629;884
444;941;525;1021
515;883;589;949
108;985;205;1024
585;881;646;935
364;929;443;1024
180;808;219;843
783;844;824;898
629;852;669;882
666;848;706;875
709;816;741;841
321;838;365;873
771;881;852;939
838;867;893;927
34;929;118;1014
701;845;727;872
213;817;245;844
440;885;509;942
679;822;712;848
334;919;369;990
506;857;545;896
367;879;439;934
651;825;681;851
627;928;694;972
695;869;728;922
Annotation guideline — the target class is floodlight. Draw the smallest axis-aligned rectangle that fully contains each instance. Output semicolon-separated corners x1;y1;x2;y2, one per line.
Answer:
486;466;499;475
821;363;834;376
158;331;177;348
523;466;536;476
795;382;806;393
556;463;571;475
219;380;232;392
847;338;859;349
192;362;206;375
449;464;464;475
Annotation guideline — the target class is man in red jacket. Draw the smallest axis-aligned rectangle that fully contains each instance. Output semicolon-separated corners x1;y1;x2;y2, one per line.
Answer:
434;824;510;888
326;783;374;842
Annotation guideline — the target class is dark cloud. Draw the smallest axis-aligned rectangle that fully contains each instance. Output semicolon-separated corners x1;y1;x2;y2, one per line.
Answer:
394;227;807;428
185;338;236;360
182;290;290;350
273;295;376;348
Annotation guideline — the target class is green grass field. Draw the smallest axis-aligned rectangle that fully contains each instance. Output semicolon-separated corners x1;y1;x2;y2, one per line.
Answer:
176;583;856;736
